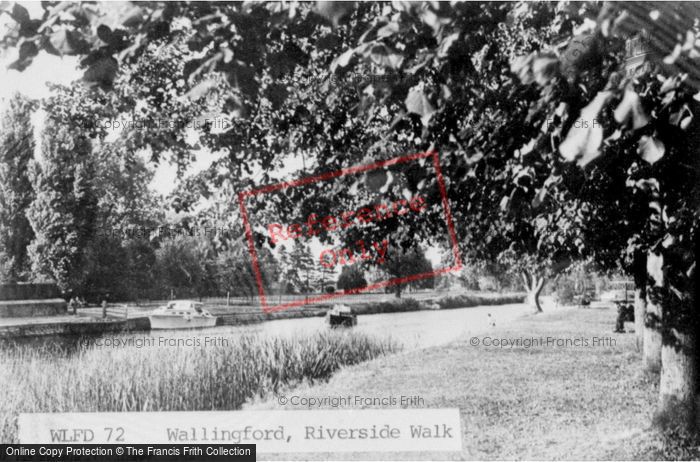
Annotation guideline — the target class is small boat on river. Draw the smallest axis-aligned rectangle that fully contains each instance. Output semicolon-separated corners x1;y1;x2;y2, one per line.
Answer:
148;300;217;330
325;304;357;328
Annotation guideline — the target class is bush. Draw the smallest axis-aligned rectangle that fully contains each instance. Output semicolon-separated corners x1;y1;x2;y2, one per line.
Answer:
351;298;423;314
436;293;525;309
554;280;576;305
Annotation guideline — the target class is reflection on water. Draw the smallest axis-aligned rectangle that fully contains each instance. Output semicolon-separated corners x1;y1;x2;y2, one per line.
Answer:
0;303;527;357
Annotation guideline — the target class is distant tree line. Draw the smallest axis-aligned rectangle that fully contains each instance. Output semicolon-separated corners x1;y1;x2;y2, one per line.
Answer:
0;93;433;302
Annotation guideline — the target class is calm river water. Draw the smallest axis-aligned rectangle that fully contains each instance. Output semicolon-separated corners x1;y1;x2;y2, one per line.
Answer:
4;303;529;352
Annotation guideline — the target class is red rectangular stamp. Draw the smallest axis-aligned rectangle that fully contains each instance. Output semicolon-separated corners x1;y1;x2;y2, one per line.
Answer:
238;151;462;313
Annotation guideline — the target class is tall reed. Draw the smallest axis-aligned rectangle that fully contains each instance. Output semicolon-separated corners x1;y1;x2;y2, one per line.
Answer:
0;330;398;442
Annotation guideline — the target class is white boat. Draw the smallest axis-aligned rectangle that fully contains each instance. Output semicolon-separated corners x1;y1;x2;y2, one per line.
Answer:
148;300;218;330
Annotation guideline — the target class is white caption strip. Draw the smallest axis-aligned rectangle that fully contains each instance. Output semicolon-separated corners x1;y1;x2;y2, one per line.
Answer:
19;409;462;453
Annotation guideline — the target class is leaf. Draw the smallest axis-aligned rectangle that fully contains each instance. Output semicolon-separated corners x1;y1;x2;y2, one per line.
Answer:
49;30;70;55
637;136;665;164
510;53;535;85
186;79;217;101
681;115;693;130
7;57;31;71
405;85;435;127
517;138;536;157
376;21;399;40
420;8;451;33
225;95;248;120
647;252;664;286
561;33;599;72
559;91;613;166
49;29;90;56
315;1;355;27
437;32;460;58
369;43;403;70
613;89;649;129
531;53;559;86
633;178;659;194
97;24;112;44
659;75;682;94
330;47;356;73
83;57;118;87
465;152;483;165
532;187;548;209
122;6;144;27
18;40;37;60
10;3;29;24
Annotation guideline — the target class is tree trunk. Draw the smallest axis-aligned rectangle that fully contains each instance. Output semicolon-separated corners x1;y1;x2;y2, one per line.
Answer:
644;251;663;373
634;286;646;352
521;270;544;313
633;253;647;352
394;284;402;298
653;242;698;433
655;329;697;431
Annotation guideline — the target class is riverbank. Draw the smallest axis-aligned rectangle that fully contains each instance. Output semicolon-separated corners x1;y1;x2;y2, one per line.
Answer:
245;305;691;460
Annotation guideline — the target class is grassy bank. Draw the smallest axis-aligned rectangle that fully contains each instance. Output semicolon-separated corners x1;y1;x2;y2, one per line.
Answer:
247;307;695;460
333;292;526;316
0;330;399;443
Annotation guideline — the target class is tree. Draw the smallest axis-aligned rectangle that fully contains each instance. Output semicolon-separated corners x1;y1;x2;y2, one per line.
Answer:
382;245;433;298
155;235;211;299
508;3;700;431
216;242;259;300
0;93;36;282
27;112;98;294
337;264;367;292
288;241;315;294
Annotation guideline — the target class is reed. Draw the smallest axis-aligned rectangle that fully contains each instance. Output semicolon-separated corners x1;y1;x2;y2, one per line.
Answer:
0;330;398;442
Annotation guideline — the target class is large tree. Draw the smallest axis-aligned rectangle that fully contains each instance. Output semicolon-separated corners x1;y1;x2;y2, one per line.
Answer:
336;264;367;292
510;3;700;431
0;93;36;282
27;106;98;294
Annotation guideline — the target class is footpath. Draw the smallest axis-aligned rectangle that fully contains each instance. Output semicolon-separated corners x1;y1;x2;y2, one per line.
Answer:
246;303;672;460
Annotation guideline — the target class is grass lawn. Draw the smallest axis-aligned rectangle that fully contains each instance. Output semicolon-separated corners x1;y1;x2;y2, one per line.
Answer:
247;305;699;460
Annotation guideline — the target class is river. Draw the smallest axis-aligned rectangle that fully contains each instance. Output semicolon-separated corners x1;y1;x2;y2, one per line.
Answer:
148;302;529;350
3;303;529;352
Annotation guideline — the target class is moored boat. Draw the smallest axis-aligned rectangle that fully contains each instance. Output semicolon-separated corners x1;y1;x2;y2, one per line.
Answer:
148;300;217;330
325;304;357;328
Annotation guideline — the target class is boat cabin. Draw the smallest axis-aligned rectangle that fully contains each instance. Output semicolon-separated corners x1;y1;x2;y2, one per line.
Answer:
164;300;204;315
